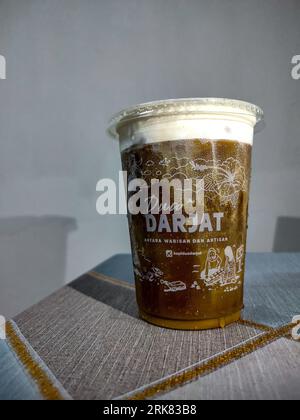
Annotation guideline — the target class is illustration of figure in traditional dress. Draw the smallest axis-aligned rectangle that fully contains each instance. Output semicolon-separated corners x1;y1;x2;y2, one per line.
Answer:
222;246;238;285
236;245;244;273
201;248;222;282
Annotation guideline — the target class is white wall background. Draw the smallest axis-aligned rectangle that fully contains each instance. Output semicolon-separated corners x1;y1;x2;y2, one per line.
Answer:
0;0;299;317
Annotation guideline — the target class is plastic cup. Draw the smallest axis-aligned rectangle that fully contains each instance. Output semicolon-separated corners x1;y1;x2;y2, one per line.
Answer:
109;98;264;330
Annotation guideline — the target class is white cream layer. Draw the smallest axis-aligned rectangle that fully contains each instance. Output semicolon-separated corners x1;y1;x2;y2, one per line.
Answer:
119;117;254;151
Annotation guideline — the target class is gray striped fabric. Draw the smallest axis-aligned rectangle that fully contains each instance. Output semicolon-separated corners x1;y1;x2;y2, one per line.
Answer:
244;253;300;327
14;253;300;400
15;275;262;400
156;338;300;400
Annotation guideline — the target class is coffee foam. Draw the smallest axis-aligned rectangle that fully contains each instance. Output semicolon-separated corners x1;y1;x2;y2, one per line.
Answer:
119;117;254;151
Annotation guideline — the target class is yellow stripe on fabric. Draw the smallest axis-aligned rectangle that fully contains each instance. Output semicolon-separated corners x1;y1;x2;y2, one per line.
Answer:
88;271;135;290
6;321;65;401
128;323;294;400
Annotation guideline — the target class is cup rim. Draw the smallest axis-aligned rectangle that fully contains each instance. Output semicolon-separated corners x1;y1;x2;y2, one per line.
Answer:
108;97;264;138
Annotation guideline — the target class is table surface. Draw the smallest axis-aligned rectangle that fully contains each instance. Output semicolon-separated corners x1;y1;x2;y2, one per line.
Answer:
13;253;300;400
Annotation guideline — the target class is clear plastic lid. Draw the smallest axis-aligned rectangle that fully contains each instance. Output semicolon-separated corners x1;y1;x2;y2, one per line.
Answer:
108;98;264;138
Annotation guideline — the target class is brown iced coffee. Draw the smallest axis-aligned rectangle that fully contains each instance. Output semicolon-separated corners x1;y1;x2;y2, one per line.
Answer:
109;98;263;330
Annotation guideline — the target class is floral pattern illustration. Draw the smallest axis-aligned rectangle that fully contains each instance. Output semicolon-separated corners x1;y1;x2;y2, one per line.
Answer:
126;153;248;208
195;157;248;207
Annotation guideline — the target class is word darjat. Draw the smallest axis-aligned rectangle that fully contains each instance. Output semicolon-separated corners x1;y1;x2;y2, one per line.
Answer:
145;213;224;233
